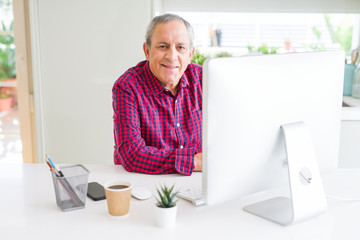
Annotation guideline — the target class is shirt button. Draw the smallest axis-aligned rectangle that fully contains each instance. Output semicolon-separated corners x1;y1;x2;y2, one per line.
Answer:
180;145;184;149
175;100;178;103
177;123;180;127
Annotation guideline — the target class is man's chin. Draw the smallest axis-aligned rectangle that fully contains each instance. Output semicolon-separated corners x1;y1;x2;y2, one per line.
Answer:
159;73;179;82
158;75;181;86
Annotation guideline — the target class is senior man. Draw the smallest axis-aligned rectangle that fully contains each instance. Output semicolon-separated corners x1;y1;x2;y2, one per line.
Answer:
113;14;202;175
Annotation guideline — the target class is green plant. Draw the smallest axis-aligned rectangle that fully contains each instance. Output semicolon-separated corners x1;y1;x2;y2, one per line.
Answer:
324;14;353;56
247;45;255;53
0;86;11;98
155;183;179;208
306;27;325;51
191;49;209;66
247;44;278;54
215;52;232;58
0;46;15;79
0;20;16;80
257;44;278;54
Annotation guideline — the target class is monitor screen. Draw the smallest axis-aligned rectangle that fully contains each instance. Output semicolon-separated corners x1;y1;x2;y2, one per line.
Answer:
202;51;344;206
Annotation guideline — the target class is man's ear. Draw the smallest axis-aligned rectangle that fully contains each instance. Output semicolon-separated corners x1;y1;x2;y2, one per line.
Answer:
189;47;195;61
143;43;150;60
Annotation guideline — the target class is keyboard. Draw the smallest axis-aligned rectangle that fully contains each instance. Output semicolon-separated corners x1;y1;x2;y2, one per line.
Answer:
177;187;206;206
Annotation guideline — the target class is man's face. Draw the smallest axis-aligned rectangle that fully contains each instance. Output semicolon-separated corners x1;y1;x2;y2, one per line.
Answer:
143;20;195;89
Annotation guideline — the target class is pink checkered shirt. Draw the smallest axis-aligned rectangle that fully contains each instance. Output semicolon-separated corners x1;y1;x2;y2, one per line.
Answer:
113;60;202;175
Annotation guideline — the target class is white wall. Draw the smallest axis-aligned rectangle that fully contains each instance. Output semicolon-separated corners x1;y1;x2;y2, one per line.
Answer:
339;121;360;168
30;0;152;164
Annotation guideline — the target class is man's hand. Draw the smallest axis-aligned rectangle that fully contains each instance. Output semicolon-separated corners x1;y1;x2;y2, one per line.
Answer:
193;153;202;172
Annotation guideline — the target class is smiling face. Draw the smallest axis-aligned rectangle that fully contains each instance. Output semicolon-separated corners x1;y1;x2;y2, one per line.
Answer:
143;20;195;93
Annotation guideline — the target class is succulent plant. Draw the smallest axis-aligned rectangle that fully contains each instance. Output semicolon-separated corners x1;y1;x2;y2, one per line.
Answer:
155;183;179;208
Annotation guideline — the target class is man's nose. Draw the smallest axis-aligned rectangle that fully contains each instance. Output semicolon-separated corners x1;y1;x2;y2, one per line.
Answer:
166;46;178;60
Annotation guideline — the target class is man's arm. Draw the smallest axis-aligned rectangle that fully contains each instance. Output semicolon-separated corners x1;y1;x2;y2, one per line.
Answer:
193;152;202;172
113;84;196;175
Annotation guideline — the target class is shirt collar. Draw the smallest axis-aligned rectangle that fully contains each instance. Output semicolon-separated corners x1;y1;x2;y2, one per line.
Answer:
144;61;190;97
180;72;190;88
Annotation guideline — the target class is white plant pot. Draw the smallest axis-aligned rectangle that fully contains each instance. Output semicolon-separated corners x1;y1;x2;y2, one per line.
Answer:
155;204;178;228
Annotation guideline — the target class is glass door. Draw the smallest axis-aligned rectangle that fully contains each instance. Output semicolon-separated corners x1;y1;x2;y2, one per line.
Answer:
0;0;22;163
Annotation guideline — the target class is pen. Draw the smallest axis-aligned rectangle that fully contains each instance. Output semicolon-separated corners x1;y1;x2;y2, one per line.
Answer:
49;165;61;177
55;175;80;207
45;154;64;177
45;158;61;177
45;154;56;169
45;159;52;169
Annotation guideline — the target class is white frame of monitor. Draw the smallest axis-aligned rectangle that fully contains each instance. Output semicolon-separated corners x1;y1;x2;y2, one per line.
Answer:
202;51;344;225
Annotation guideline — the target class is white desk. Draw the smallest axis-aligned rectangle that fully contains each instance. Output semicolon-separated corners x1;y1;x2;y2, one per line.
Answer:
1;164;360;240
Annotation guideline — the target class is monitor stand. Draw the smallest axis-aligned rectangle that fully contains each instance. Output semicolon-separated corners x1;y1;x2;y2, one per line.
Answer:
243;122;327;226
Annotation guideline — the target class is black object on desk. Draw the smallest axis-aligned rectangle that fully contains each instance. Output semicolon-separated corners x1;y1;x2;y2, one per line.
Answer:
87;182;106;201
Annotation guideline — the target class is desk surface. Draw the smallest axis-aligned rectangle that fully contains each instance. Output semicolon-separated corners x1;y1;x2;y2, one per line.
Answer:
1;164;360;240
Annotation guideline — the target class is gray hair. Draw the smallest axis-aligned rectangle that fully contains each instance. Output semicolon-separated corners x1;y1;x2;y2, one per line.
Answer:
145;13;194;48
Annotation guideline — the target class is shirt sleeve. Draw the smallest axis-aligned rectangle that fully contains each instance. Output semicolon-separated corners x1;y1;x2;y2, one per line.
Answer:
113;81;195;175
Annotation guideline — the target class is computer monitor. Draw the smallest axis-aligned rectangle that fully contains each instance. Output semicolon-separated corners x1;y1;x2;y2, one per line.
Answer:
202;51;344;224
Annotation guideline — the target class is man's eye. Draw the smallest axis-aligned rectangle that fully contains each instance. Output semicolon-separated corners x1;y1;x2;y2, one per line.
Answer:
178;46;185;50
158;45;167;49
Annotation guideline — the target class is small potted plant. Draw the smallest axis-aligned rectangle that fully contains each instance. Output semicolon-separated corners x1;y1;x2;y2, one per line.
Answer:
155;183;179;228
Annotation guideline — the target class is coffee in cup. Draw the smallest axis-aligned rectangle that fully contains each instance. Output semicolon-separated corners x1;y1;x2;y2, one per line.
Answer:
104;181;132;216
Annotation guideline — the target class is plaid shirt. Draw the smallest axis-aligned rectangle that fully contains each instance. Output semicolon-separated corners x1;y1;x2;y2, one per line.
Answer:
113;60;202;175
